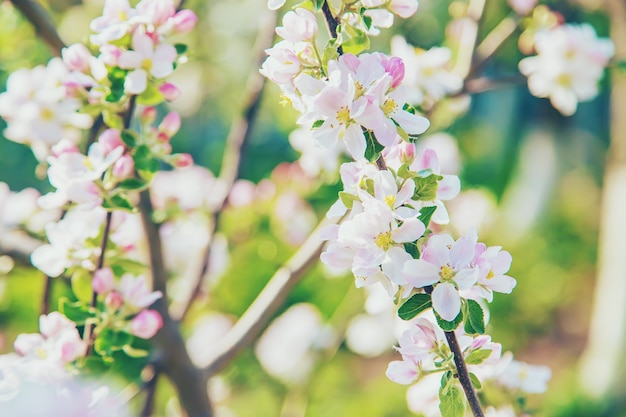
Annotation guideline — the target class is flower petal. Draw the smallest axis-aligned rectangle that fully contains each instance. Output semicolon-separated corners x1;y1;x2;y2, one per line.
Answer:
432;282;461;321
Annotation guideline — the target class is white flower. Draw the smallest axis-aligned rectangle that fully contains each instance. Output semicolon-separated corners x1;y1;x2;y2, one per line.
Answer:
118;32;177;94
519;23;613;116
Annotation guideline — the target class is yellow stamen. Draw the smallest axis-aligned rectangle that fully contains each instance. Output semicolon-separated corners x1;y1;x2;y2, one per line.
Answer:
336;106;351;124
486;270;495;280
374;231;393;251
141;58;153;71
382;99;398;117
384;195;396;209
439;264;456;281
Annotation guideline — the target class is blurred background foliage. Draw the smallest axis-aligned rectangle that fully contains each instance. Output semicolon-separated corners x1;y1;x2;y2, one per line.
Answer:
0;0;623;416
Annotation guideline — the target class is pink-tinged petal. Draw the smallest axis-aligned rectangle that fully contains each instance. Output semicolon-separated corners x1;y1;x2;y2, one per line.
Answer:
320;243;354;269
414;148;440;172
313;87;344;115
396;179;415;205
450;235;476;268
392;218;425;243
402;259;440;288
373;117;399;146
150;60;174;78
311;121;339;149
487;274;517;293
490;249;513;274
454;267;478;290
118;51;143;69
421;234;453;266
344;123;366;159
432;282;461;321
326;199;348;219
153;43;177;63
430;200;450;224
382;247;412;285
393;109;430;135
354;245;386;269
125;69;148;94
437;175;460;200
131;32;154;57
390;0;418;18
386;360;417;385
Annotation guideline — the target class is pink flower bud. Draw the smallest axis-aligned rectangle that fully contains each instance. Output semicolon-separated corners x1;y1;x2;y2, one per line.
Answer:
172;10;198;34
99;44;122;66
141;107;158;125
51;139;79;157
173;153;193;167
157;131;170;143
105;291;124;311
159;112;181;137
130;310;163;339
98;129;124;154
93;267;115;294
382;56;405;88
159;82;181;101
62;43;92;73
399;141;416;164
112;154;135;179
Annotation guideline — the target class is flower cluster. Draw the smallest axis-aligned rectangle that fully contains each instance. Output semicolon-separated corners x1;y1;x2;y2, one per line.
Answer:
386;318;501;385
519;23;613;116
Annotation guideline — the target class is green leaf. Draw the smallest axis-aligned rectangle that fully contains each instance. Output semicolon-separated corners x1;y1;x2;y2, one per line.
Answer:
403;103;417;115
109;258;148;276
117;178;148;191
322;39;340;73
133;145;160;173
58;298;95;325
397;164;417;180
103;194;135;212
120;130;137;147
435;309;463;331
362;15;373;30
398;293;432;320
465;349;492;365
313;0;325;10
464;299;485;335
340;24;370;55
339;191;358;209
418;206;437;227
403;242;420;259
364;129;384;162
439;385;466;417
174;43;188;55
136;84;165;106
94;329;133;357
469;372;482;390
71;269;93;303
413;174;442;201
440;370;453;393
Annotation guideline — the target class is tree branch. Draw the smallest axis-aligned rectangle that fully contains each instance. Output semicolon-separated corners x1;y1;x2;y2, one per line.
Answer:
11;0;66;56
172;10;277;321
203;212;341;378
138;189;214;417
322;1;343;55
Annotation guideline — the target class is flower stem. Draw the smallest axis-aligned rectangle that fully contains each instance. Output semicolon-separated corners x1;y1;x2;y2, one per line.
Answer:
322;1;343;55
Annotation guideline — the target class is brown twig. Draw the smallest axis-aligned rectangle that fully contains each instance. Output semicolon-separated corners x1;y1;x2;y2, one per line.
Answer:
11;0;66;56
459;74;526;96
444;331;485;417
140;368;160;417
138;189;214;416
469;15;520;78
84;210;113;355
203;213;342;378
172;10;277;321
322;1;343;55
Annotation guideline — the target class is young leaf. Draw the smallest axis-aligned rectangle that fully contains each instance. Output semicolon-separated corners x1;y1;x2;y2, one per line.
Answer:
117;178;148;191
398;293;432;320
435;309;464;331
121;130;137;147
403;242;420;259
364;129;384;162
71;269;93;303
413;174;442;201
418;206;437;227
439;385;466;417
469;372;482;390
136;84;165;106
174;43;188;54
339;191;358;209
58;298;95;325
465;349;492;365
464;299;485;335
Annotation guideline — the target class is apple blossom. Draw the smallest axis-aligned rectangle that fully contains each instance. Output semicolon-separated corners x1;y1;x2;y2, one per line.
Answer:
275;9;318;43
519;23;613;116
